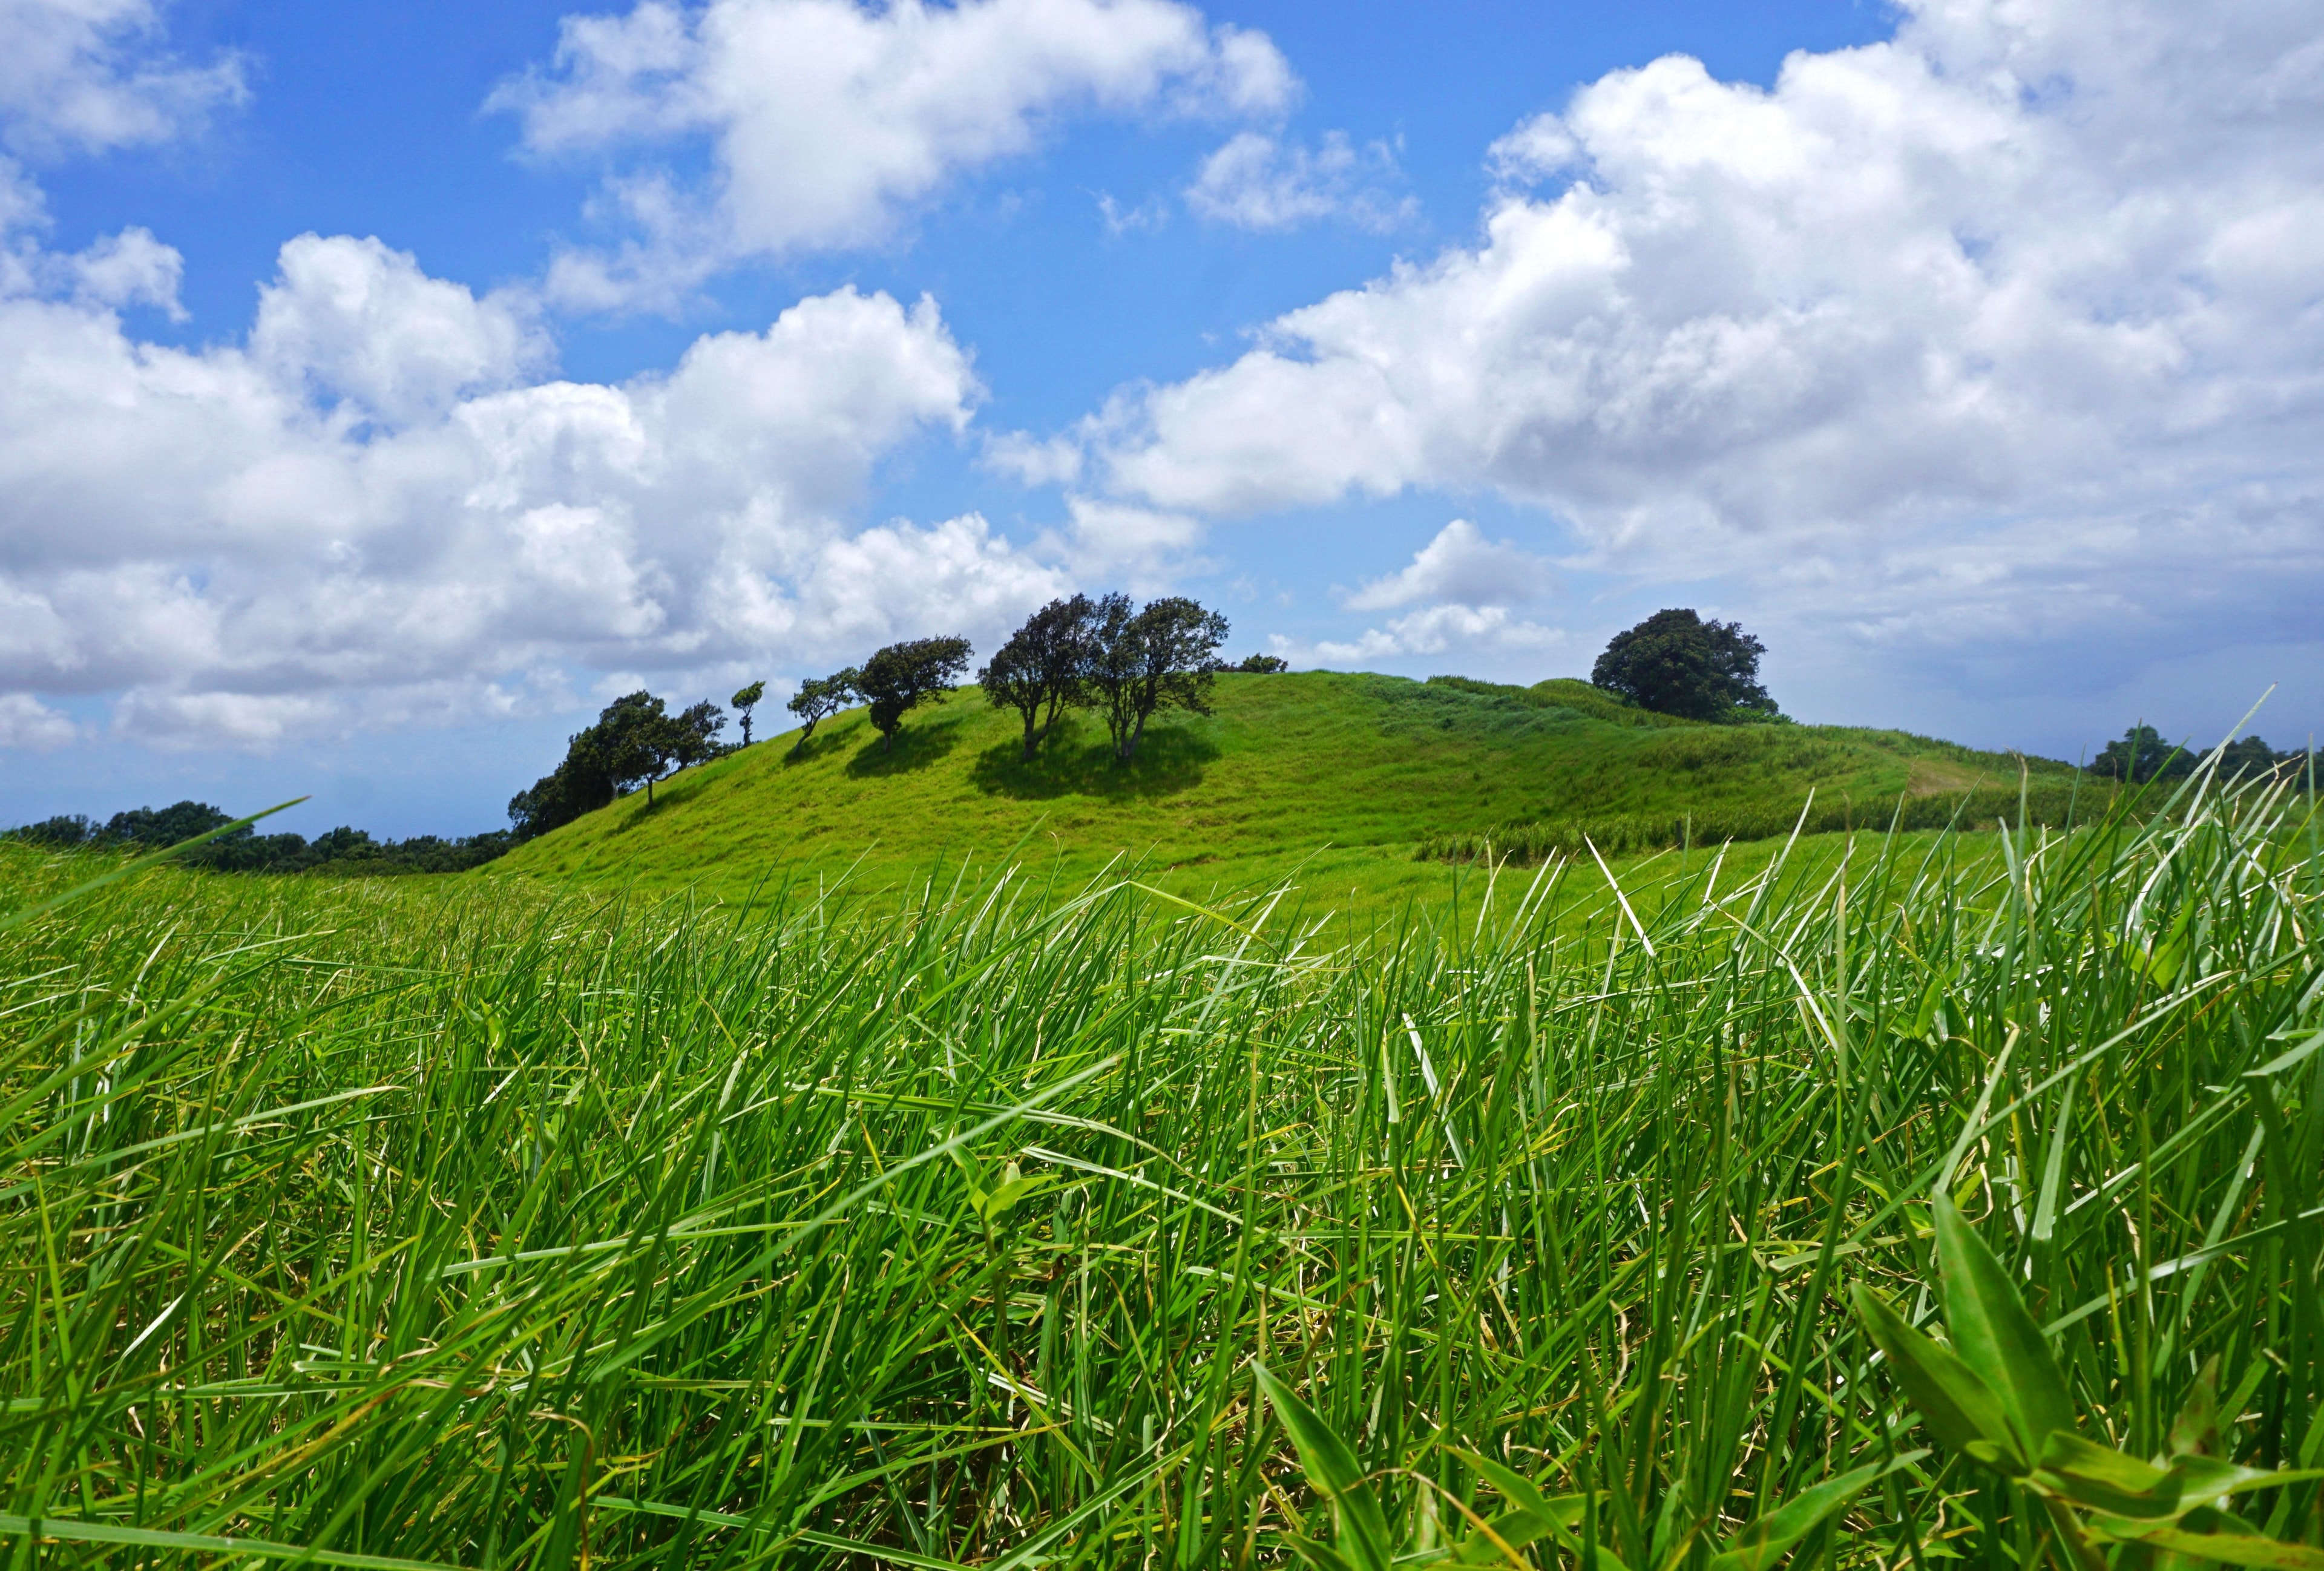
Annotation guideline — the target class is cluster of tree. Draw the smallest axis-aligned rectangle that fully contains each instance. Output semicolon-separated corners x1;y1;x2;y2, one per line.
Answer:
5;801;513;875
979;594;1232;762
2089;725;2319;784
775;636;979;758
1590;608;1784;723
508;689;727;842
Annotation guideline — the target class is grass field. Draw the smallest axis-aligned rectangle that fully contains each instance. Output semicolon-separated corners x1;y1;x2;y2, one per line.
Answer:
5;757;2323;1568
488;672;2082;909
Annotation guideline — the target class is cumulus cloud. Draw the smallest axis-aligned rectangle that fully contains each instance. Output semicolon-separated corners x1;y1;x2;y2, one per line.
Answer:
0;241;1069;749
0;0;244;156
1300;603;1567;667
1184;130;1411;232
252;235;547;425
491;0;1298;307
0;691;73;749
1072;0;2324;682
1341;519;1554;611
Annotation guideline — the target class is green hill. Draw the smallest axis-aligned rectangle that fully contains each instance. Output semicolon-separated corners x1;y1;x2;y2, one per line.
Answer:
491;671;2084;904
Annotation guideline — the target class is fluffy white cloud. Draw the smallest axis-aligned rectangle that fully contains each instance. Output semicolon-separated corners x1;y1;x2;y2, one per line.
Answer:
0;0;243;156
252;235;547;424
1079;0;2324;681
0;238;1071;749
493;0;1296;307
0;690;73;749
1184;130;1410;232
1299;603;1567;667
1341;519;1554;611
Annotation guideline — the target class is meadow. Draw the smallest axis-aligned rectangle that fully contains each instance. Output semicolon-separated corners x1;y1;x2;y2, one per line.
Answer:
487;672;2078;908
4;763;2323;1568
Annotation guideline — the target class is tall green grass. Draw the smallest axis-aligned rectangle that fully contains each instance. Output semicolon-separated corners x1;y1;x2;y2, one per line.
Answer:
1417;781;2108;864
4;759;2324;1567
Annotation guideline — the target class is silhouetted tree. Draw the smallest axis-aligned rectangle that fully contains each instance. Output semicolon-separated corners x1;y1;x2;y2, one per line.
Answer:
858;638;972;752
1087;594;1229;763
1590;609;1780;722
980;595;1095;761
730;680;765;747
1236;653;1289;673
2089;725;2195;784
786;668;858;756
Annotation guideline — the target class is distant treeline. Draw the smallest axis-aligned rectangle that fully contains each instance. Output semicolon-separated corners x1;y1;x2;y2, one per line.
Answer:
2089;725;2317;783
5;801;513;876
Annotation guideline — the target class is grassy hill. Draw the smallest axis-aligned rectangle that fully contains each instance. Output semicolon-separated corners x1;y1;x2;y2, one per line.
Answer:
491;670;2083;904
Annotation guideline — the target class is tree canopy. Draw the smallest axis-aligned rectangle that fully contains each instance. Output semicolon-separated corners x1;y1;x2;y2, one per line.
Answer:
730;680;766;747
1086;594;1229;763
784;668;858;756
858;637;971;752
2089;727;2313;783
508;689;728;838
6;801;510;875
1590;608;1781;723
979;595;1095;761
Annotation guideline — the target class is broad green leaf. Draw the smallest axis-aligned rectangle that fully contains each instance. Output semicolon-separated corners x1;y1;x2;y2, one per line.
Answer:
1851;1284;2024;1469
2092;1518;2324;1569
1934;1193;2075;1454
1279;1532;1359;1571
1457;1449;1565;1527
973;1161;1057;1224
2035;1431;2180;1518
1709;1455;1904;1571
1255;1362;1396;1571
0;1515;453;1570
1448;1509;1555;1565
2171;1357;2225;1460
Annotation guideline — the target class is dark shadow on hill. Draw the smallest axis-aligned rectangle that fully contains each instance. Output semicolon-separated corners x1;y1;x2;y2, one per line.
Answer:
776;728;852;767
845;712;970;777
971;720;1217;800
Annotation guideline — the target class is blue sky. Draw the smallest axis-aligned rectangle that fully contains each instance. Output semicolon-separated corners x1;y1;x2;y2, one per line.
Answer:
3;0;2320;837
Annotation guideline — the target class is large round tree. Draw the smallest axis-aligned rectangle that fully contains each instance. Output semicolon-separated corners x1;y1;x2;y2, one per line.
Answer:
1590;608;1781;722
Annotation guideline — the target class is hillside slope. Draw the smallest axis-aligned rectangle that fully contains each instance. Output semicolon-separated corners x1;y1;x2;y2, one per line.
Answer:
491;671;2076;901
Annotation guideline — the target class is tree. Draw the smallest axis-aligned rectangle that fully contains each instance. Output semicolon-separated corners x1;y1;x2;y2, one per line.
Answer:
979;595;1095;761
786;668;858;757
507;689;723;836
2090;724;2197;784
1590;608;1780;722
1236;653;1289;674
1087;594;1229;763
730;680;766;747
858;638;972;752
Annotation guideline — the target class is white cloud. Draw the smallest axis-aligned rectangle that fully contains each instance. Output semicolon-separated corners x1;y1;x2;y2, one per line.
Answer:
491;0;1298;307
1341;519;1554;611
252;235;547;425
1300;603;1567;666
1184;130;1411;232
1037;494;1206;591
1075;0;2324;682
0;240;1071;749
0;690;73;749
0;0;244;156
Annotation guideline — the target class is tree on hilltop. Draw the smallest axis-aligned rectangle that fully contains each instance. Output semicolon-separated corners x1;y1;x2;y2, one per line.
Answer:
2089;725;2196;783
858;637;971;753
1590;609;1781;723
786;668;858;756
1087;594;1229;763
507;689;726;836
980;595;1096;761
730;680;765;747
